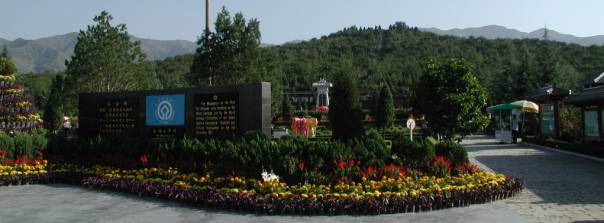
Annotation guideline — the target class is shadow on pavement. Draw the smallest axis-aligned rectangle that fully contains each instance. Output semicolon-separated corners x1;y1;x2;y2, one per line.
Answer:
474;152;604;206
42;183;263;217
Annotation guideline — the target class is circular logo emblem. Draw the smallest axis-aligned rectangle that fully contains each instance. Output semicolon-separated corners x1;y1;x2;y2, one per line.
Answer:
155;99;175;121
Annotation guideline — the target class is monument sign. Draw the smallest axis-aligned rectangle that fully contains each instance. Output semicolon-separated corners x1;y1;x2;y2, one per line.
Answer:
79;82;271;138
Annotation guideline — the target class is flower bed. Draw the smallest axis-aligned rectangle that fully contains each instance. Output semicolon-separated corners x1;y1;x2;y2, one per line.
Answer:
0;160;50;186
1;161;523;215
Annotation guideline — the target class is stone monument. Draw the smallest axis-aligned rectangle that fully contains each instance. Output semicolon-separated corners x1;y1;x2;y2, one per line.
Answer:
79;82;271;138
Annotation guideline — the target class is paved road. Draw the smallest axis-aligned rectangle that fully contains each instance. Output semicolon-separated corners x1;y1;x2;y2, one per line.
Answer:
464;136;604;223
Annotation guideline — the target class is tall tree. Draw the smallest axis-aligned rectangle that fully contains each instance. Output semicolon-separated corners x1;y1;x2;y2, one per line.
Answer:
328;63;364;140
280;93;293;122
511;44;537;100
188;7;261;86
64;10;156;113
1;46;8;58
536;27;559;86
44;74;66;131
375;84;395;132
414;59;489;140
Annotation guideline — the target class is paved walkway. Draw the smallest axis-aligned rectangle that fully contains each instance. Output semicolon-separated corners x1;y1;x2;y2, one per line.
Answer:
464;136;604;223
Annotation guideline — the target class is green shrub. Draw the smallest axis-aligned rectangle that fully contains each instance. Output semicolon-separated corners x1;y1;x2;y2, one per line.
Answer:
0;132;15;158
31;130;48;156
435;140;468;165
360;129;390;166
13;132;34;158
391;133;435;168
48;128;455;183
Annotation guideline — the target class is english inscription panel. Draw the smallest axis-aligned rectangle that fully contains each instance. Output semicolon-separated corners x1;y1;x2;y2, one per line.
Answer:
194;93;238;137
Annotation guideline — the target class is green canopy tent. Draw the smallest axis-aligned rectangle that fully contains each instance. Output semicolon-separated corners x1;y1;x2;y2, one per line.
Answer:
487;103;522;112
487;103;518;143
487;101;539;143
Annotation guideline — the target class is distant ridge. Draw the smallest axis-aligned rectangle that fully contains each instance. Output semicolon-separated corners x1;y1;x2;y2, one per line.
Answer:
420;25;604;46
0;33;197;73
3;25;604;73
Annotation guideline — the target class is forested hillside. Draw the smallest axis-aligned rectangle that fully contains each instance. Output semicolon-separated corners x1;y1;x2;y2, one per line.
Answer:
270;22;604;103
152;22;604;105
18;22;604;113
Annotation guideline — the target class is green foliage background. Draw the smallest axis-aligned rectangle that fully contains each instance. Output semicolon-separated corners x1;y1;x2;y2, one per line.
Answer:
414;59;489;139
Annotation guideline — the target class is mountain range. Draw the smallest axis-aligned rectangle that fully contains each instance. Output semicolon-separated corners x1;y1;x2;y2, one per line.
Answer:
0;32;197;73
2;25;604;74
420;25;604;46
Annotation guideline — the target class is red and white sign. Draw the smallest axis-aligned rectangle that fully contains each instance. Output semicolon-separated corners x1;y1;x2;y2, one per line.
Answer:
406;118;416;130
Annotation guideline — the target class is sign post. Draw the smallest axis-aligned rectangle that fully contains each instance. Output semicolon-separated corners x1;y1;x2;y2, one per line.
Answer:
406;118;416;141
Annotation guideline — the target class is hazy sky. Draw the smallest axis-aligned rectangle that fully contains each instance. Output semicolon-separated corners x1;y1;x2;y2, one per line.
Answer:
1;0;604;44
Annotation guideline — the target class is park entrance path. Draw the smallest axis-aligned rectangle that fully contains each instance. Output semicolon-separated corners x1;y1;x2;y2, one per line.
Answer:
463;136;604;223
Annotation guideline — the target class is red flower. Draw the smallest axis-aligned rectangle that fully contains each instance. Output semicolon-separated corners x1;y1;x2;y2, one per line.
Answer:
139;155;149;165
337;161;347;169
383;163;405;177
348;159;355;167
431;156;452;168
0;150;8;157
456;162;478;174
362;166;378;179
298;161;305;170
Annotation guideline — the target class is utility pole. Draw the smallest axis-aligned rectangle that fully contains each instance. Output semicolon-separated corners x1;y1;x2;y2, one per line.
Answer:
205;0;212;86
205;0;210;41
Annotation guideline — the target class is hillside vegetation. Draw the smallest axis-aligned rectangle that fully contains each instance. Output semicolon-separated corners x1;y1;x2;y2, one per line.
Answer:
16;22;604;113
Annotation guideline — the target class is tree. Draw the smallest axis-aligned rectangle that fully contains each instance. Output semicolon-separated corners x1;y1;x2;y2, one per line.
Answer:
64;10;156;113
188;7;261;86
280;93;293;122
16;72;58;114
536;27;559;86
414;59;489;140
369;89;380;117
328;65;364;140
510;44;537;100
0;55;16;76
153;54;193;89
1;46;8;58
44;74;66;131
375;84;395;132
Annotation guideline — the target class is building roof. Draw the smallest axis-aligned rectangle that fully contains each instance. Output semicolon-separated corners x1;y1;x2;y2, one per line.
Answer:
529;86;571;102
578;72;604;88
566;86;604;106
312;78;332;88
285;91;315;95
